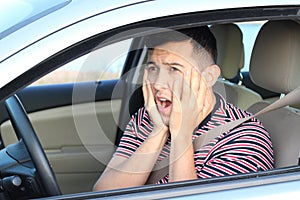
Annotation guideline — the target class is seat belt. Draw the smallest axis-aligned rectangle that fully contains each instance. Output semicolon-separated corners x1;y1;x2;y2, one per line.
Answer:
146;86;300;184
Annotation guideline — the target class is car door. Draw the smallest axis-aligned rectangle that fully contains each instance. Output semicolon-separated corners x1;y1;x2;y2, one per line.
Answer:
0;36;145;194
1;1;300;199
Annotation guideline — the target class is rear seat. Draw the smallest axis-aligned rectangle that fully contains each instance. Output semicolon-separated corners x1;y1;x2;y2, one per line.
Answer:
211;23;262;110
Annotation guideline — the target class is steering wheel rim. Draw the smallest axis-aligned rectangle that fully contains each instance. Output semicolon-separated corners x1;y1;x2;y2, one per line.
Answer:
5;95;61;196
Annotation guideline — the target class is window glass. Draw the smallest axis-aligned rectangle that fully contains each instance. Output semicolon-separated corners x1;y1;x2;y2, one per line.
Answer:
32;39;132;85
237;21;266;71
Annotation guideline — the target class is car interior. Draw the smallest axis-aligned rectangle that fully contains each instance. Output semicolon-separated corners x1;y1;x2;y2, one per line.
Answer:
0;16;299;197
247;20;300;168
211;23;263;110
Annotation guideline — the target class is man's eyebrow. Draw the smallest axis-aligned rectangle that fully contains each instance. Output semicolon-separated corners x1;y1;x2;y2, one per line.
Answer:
164;62;185;68
145;61;184;68
146;61;156;65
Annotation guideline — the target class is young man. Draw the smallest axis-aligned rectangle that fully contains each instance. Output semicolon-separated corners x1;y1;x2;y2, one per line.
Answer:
93;26;274;191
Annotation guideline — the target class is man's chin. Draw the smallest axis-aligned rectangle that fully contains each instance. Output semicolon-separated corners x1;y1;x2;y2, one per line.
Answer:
161;114;170;126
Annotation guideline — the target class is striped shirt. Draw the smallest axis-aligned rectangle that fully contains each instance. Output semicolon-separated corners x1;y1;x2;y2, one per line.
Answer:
115;94;274;183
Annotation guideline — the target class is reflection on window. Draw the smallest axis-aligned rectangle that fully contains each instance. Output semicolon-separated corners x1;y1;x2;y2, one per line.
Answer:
32;39;132;85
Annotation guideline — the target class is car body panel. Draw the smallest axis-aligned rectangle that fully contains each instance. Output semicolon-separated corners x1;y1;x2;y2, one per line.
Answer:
43;169;300;199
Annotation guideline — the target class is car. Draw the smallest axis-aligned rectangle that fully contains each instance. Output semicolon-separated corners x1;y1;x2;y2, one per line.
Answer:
0;0;300;199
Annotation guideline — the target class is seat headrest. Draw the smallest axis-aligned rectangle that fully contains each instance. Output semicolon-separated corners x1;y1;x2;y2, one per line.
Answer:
211;23;244;79
250;20;300;94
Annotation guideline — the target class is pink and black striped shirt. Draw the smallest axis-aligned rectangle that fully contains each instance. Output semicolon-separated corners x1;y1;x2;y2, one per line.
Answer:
115;94;274;183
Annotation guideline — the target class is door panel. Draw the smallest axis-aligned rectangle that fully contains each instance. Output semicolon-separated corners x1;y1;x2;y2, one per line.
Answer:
1;99;121;194
0;81;123;194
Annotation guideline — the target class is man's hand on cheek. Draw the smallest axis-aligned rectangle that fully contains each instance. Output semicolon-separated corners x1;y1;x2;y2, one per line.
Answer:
169;68;214;139
142;70;168;134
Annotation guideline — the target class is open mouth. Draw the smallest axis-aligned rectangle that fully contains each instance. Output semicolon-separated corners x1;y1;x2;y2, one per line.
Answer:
156;97;172;113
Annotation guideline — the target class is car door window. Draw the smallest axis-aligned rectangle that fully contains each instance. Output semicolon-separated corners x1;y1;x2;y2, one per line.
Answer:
31;39;132;85
237;21;265;71
0;38;134;194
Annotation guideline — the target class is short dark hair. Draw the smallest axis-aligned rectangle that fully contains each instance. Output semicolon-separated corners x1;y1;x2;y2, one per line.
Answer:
145;26;217;64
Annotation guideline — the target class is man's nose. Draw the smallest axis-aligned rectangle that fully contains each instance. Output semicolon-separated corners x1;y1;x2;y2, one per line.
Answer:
153;71;168;90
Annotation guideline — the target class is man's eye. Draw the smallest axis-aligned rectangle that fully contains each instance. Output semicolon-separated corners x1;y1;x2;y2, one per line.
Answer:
147;65;158;72
170;67;180;72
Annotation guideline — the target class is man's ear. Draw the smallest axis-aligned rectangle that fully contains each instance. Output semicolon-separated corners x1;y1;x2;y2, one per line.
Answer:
202;65;221;87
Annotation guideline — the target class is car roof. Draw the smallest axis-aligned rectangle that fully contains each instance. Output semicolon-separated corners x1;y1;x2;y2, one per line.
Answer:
0;0;156;40
1;0;298;59
0;0;299;88
0;0;152;62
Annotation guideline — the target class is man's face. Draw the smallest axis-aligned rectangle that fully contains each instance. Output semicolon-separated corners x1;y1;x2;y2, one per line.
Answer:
145;40;199;126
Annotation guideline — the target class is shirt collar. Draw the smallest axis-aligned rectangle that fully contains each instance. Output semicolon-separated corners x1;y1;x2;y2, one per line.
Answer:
197;93;222;129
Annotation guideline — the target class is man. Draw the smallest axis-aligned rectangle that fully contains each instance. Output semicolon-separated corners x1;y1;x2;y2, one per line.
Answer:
93;26;274;190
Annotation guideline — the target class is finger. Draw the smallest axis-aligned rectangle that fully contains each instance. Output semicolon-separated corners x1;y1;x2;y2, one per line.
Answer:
182;68;192;100
197;74;207;110
172;79;181;113
142;70;155;111
191;67;200;100
147;80;156;107
143;68;148;83
142;70;149;107
203;89;214;115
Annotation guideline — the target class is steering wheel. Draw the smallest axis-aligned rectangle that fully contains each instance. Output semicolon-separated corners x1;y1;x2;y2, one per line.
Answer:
5;95;61;196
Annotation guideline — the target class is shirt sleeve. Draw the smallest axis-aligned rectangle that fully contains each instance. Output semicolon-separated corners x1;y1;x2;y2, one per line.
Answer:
114;107;150;158
196;121;274;178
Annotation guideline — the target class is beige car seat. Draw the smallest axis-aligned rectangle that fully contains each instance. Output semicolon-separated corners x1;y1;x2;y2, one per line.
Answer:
211;23;262;110
247;20;300;168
